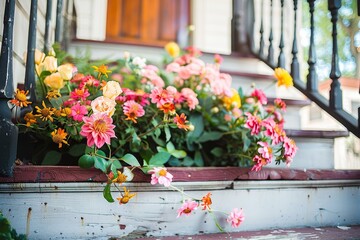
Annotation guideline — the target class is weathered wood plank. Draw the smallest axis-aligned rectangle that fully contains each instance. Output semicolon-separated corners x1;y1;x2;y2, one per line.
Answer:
1;166;360;183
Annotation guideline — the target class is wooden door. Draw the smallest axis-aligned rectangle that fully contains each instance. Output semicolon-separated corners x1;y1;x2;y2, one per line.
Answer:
106;0;190;47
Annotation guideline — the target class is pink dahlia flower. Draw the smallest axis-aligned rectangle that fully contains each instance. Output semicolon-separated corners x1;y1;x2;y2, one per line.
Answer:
227;208;245;228
148;167;173;187
257;141;273;161
245;112;262;135
149;87;174;107
71;103;88;122
251;88;267;105
123;100;145;123
177;199;198;217
80;112;116;148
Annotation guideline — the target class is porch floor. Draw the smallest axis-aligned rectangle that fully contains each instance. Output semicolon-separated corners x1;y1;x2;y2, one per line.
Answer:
141;225;360;240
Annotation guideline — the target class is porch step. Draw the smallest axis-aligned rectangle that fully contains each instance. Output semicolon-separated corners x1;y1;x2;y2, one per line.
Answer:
141;225;360;240
0;167;359;239
275;129;349;170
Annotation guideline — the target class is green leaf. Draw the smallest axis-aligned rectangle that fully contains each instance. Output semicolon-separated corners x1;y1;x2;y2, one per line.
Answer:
149;152;171;166
49;96;69;109
85;146;94;154
168;156;181;166
156;146;167;153
194;151;204;166
139;149;154;162
164;126;171;142
94;157;109;172
0;213;11;233
111;163;118;176
242;132;251;152
171;150;187;159
96;150;106;157
197;131;223;143
103;183;114;203
210;147;223;157
188;113;204;139
121;153;141;166
68;144;87;157
182;156;194;167
42;151;62;165
78;154;95;169
111;159;122;169
166;141;175;152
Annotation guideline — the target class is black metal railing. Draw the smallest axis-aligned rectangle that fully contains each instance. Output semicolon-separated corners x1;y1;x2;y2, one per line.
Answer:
0;0;67;176
234;0;359;138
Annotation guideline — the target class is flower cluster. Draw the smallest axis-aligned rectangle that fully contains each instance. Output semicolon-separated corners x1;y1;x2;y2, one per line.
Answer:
10;42;298;231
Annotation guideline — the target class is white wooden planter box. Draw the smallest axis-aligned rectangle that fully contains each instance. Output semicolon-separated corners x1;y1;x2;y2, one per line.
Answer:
1;167;360;239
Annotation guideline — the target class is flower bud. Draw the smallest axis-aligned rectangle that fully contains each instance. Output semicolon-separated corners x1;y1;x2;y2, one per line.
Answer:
188;124;195;131
211;107;219;113
48;48;56;56
34;49;46;65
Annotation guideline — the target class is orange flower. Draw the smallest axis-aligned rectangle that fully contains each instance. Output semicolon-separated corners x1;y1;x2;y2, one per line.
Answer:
92;65;112;78
23;111;37;126
51;128;68;148
116;187;136;205
159;102;175;115
112;171;128;184
34;101;54;122
201;192;212;210
10;89;32;108
173;113;190;131
274;68;293;87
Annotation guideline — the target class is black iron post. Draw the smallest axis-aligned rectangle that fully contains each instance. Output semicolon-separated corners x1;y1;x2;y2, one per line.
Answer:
24;0;38;103
328;0;343;110
44;0;53;54
278;0;285;68
0;0;18;176
291;0;300;82
55;0;63;43
306;0;318;92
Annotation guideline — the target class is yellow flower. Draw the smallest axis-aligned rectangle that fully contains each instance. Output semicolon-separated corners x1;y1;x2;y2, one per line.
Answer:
44;72;65;90
222;88;241;110
34;101;54;122
92;65;112;78
53;107;68;118
57;63;74;80
112;171;128;184
51;128;68;148
116;187;136;205
46;90;61;99
23;111;37;126
274;68;293;87
165;42;180;58
10;89;32;108
62;107;72;117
